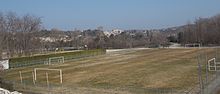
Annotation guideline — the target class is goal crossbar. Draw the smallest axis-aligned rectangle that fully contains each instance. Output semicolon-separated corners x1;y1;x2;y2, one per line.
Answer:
34;68;63;84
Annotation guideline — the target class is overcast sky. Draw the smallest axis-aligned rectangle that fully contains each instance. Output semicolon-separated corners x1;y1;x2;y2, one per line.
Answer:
1;0;220;30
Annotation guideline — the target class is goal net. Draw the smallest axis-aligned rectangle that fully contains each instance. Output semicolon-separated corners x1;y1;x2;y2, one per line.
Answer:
48;56;64;65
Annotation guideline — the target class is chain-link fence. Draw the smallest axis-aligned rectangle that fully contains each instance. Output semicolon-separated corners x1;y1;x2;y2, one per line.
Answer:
1;79;192;94
9;49;106;69
194;48;220;94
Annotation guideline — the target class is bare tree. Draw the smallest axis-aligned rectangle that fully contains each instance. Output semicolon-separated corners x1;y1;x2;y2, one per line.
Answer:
178;14;220;46
149;31;169;47
0;12;42;57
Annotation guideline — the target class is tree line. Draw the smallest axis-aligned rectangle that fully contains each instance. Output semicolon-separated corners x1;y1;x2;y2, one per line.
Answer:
1;11;220;59
0;12;173;59
37;29;169;49
170;14;220;46
0;12;42;58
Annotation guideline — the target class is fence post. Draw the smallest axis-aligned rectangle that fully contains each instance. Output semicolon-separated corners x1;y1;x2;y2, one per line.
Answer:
32;71;36;86
197;54;204;94
46;72;51;94
19;71;23;84
46;72;49;88
205;50;208;85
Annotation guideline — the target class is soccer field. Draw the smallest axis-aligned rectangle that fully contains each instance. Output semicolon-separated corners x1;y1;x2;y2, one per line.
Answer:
3;48;217;94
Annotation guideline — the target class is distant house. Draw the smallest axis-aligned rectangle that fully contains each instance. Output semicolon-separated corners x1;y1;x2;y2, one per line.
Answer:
39;35;71;42
39;37;56;42
103;31;111;37
103;29;124;37
112;29;124;35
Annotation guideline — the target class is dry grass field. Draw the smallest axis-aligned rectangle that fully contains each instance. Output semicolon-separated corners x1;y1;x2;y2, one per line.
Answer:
3;48;217;94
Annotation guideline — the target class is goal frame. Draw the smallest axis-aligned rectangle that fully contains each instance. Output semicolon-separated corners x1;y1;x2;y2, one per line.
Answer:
34;68;63;84
208;58;216;71
208;58;220;71
48;56;64;65
185;43;201;48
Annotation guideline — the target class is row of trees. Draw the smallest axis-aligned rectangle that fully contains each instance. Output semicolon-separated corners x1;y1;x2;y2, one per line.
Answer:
0;12;170;59
37;29;169;49
4;12;220;58
0;12;42;58
177;14;220;45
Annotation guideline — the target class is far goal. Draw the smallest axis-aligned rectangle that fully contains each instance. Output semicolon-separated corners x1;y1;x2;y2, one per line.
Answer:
185;43;201;48
48;56;64;65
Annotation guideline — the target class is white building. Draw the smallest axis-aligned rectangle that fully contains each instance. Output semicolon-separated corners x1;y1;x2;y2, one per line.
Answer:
103;31;111;37
103;29;124;37
112;29;124;35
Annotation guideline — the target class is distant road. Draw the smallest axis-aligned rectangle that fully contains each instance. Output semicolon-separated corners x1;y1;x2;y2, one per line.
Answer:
106;48;150;53
106;43;220;53
169;43;220;49
169;43;182;48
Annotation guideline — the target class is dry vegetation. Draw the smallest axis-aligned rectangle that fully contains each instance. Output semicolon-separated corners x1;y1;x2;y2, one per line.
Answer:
3;48;217;94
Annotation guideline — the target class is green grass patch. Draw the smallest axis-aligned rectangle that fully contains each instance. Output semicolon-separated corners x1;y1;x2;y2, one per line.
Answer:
9;49;106;68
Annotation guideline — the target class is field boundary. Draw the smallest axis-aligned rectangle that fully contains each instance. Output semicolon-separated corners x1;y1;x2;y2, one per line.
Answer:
8;49;106;68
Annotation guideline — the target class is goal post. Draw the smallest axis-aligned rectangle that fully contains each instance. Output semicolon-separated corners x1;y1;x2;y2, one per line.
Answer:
48;56;64;65
34;68;63;84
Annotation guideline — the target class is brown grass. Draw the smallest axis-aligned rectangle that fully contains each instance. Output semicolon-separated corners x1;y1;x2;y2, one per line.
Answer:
4;48;217;94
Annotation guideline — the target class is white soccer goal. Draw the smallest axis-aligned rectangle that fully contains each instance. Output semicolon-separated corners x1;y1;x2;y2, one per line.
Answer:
34;68;63;84
208;58;220;71
48;56;64;65
185;43;201;48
